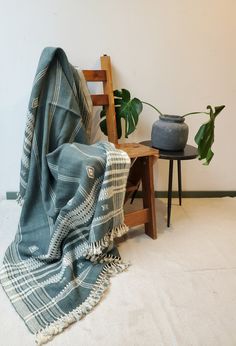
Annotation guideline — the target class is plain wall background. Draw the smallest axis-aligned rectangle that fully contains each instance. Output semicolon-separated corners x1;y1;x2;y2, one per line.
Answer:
0;0;235;198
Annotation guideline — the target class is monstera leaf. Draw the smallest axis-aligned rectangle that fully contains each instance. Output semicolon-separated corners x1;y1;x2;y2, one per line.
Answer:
100;106;123;139
194;105;225;165
100;89;143;139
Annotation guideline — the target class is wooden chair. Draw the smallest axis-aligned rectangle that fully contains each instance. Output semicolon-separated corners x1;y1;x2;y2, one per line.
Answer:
82;56;159;239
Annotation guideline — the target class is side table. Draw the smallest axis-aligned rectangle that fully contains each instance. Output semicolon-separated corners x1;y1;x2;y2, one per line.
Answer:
141;141;198;227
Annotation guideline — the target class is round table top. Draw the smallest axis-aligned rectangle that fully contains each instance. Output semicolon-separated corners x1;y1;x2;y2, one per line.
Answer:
141;141;198;160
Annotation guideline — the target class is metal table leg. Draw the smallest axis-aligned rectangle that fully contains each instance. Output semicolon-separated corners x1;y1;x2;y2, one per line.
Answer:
177;160;182;206
167;160;173;227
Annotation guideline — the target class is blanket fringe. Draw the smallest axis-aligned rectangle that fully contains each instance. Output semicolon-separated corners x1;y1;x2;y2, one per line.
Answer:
83;223;129;261
35;260;129;345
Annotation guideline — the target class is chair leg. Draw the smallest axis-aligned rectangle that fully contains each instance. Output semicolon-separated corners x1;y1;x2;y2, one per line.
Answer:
130;181;141;204
124;158;143;204
141;156;157;239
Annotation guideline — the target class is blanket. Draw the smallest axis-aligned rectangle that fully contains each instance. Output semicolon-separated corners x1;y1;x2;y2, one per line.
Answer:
0;48;130;345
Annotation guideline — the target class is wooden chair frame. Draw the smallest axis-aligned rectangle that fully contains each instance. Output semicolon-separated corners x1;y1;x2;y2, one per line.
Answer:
82;55;159;239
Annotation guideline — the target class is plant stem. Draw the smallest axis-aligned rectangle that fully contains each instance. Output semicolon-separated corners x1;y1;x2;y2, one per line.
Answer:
141;101;163;116
181;111;209;118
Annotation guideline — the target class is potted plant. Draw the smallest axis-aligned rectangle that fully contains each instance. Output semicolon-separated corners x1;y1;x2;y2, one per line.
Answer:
100;89;225;165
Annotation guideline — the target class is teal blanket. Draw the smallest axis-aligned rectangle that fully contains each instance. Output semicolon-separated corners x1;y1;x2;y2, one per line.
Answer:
0;48;130;344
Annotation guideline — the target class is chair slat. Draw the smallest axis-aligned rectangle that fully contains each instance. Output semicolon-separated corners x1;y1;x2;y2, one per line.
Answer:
91;94;109;106
124;209;149;227
82;70;107;81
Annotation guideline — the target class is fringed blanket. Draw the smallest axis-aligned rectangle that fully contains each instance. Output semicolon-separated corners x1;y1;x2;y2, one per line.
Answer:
0;48;130;345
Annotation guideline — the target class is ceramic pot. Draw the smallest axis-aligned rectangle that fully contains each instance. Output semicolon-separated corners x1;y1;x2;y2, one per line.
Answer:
151;115;189;151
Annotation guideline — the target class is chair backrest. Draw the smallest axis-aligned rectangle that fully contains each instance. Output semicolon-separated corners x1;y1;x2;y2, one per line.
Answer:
82;55;118;144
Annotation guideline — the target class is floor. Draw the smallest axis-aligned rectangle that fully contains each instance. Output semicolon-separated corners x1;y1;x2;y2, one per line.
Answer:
1;197;236;346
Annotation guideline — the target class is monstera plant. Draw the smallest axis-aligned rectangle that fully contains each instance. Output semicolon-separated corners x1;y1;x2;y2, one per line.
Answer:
100;88;225;165
100;89;143;139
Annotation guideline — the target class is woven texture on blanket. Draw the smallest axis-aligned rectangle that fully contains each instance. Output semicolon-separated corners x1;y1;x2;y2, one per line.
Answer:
0;48;130;345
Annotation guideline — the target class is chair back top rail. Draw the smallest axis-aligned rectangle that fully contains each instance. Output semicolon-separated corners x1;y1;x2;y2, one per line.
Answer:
82;70;107;82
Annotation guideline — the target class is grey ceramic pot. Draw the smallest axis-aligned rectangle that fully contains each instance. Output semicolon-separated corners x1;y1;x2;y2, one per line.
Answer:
151;115;189;151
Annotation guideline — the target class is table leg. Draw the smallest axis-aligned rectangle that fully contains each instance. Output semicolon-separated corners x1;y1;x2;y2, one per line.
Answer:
167;160;173;227
177;160;182;206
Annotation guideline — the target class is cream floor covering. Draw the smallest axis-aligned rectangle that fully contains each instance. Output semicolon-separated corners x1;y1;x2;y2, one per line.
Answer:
0;197;236;346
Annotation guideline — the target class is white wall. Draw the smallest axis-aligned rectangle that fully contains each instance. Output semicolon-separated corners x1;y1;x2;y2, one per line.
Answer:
0;0;235;197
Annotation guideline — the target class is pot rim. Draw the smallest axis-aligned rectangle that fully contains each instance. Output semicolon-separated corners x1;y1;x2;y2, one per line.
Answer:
160;114;185;123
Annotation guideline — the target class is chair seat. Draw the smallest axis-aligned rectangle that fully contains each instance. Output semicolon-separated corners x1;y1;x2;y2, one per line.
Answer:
116;143;159;159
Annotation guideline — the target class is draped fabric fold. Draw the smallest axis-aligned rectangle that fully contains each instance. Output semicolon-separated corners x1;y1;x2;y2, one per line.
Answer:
0;47;130;345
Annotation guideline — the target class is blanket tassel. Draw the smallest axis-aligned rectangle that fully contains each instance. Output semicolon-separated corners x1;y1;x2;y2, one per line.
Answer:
35;260;129;345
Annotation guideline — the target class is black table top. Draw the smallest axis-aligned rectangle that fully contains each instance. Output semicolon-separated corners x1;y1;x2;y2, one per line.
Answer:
141;141;198;160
